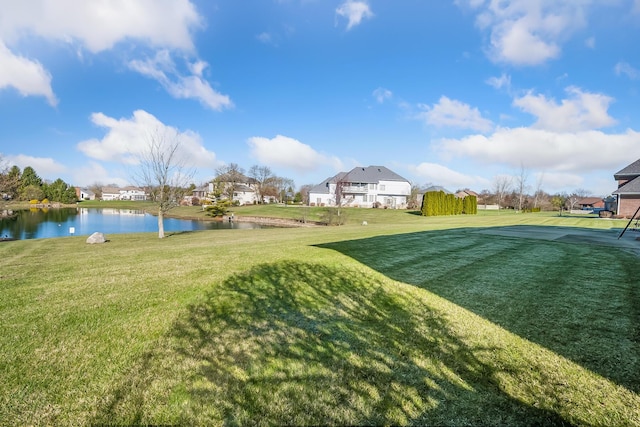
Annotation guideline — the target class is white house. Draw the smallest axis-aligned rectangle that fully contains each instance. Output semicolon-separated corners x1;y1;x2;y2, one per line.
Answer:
309;166;411;208
101;186;147;201
232;183;258;205
75;187;95;200
196;177;260;205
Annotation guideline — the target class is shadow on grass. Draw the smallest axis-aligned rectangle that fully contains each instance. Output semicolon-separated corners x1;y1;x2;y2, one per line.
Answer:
94;261;570;426
316;226;640;394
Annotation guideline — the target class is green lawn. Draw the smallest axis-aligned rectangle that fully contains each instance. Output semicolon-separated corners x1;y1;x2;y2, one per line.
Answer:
1;208;639;426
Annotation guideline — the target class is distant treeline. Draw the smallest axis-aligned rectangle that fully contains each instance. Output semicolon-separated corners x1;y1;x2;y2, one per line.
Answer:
0;165;77;203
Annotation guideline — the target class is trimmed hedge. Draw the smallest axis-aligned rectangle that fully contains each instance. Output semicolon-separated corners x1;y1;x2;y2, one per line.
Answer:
421;191;477;216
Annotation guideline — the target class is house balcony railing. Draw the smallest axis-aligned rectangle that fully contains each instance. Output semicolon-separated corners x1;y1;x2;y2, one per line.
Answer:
342;185;368;193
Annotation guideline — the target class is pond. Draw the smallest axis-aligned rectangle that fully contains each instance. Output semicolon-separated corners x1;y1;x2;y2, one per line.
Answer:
0;208;267;240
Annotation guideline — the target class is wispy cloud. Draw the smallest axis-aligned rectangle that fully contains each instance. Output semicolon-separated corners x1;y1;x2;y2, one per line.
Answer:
372;87;393;104
486;73;511;91
459;0;589;66
614;61;640;80
129;50;233;111
336;1;374;30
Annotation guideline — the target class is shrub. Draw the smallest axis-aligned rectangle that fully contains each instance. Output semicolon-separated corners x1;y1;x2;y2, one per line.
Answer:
463;195;477;215
422;192;477;216
41;198;50;205
29;199;40;205
205;200;231;217
320;207;347;226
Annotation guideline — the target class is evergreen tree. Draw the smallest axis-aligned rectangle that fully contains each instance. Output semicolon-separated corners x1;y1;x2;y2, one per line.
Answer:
45;178;78;203
19;166;43;200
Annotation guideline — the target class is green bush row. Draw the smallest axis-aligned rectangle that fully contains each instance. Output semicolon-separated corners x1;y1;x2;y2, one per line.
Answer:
421;191;477;216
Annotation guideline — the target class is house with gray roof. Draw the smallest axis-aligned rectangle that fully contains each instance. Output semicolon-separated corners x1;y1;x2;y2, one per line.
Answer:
309;166;411;208
613;159;640;218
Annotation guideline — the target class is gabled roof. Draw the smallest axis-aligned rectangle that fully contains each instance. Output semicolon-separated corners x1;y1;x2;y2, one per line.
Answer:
424;185;452;194
309;172;348;194
343;166;408;183
577;197;603;205
614;159;640;180
613;176;640;195
234;184;255;193
102;186;121;194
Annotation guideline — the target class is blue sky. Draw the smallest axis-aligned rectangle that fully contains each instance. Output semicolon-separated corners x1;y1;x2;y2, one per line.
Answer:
1;0;640;196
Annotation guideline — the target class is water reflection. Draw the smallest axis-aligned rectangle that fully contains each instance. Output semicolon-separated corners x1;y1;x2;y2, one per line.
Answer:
0;207;266;240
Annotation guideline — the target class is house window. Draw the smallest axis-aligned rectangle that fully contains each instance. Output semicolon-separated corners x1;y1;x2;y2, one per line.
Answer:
369;183;377;190
380;185;386;191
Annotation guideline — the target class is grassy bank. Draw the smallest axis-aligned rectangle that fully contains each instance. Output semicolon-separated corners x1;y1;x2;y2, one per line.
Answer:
1;211;638;425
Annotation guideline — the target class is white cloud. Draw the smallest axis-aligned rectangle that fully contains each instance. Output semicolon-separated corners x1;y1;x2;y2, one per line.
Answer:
257;32;275;45
614;61;640;80
538;171;586;194
372;87;393;103
513;87;616;132
409;162;490;190
247;135;343;173
336;1;374;30
72;161;129;188
129;50;233;111
0;0;217;106
417;96;493;133
6;154;67;178
76;109;217;169
486;73;511;90
0;41;57;106
0;0;201;52
437;127;640;173
463;0;589;65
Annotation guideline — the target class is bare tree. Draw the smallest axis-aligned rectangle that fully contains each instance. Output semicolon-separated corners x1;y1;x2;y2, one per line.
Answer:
215;163;245;202
515;164;529;211
298;184;314;205
404;182;433;210
88;182;104;199
248;165;274;204
567;188;591;211
492;175;512;209
271;176;295;203
533;172;545;209
134;130;195;238
0;162;20;201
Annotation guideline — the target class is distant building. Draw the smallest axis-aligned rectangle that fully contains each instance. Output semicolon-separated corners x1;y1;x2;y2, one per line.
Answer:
309;166;411;208
576;197;604;210
101;186;147;201
75;187;95;201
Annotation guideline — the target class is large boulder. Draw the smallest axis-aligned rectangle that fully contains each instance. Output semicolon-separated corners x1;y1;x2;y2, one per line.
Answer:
86;232;106;244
